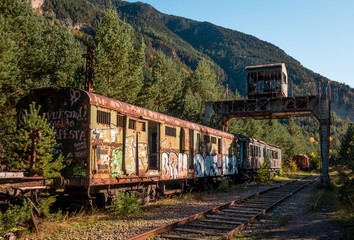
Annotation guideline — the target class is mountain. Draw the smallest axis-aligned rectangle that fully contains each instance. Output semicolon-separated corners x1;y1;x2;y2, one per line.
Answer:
41;0;354;121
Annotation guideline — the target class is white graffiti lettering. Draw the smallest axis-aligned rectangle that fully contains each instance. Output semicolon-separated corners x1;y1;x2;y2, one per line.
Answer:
75;150;88;158
46;109;85;121
161;152;188;180
70;89;81;106
56;129;86;141
194;154;238;177
74;141;87;151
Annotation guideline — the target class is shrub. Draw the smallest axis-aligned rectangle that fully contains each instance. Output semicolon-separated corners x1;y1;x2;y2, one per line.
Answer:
217;180;231;192
109;191;142;217
0;200;32;236
256;161;273;183
285;159;298;172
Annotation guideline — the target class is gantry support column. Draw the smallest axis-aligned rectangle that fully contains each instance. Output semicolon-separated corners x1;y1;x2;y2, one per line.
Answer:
316;84;331;187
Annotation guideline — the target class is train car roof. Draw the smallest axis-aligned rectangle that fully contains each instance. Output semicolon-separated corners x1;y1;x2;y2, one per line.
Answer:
24;87;234;139
245;63;286;70
235;134;281;149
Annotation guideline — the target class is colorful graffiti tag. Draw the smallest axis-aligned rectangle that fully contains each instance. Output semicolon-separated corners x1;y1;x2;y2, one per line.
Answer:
161;152;188;179
194;154;238;177
111;145;124;177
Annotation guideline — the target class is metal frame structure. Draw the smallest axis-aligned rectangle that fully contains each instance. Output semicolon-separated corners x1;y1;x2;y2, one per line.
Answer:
205;83;331;187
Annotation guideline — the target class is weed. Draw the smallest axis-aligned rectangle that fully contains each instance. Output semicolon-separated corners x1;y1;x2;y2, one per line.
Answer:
0;200;32;236
216;180;231;192
109;191;142;217
256;161;274;183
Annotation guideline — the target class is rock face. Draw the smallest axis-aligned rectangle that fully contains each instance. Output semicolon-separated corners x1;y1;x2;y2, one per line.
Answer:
30;0;44;11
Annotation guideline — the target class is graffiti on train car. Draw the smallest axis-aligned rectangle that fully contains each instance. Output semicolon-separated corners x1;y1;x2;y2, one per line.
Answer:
125;135;136;173
111;145;124;177
138;142;149;173
161;152;188;179
42;90;89;177
194;154;238;177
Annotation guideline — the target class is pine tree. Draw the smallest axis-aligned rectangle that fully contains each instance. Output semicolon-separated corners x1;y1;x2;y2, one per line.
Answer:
338;123;354;170
182;59;225;122
94;8;144;103
138;51;184;113
6;103;64;178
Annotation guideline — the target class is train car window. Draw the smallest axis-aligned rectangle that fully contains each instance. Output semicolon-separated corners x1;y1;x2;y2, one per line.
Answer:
128;119;136;130
97;110;111;125
165;126;176;137
258;147;261;157
139;122;146;132
211;136;217;144
179;128;185;153
117;115;125;128
197;133;201;152
204;135;210;143
218;138;222;154
189;129;194;168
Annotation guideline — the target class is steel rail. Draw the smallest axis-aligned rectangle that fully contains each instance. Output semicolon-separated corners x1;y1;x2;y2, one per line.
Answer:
128;175;319;240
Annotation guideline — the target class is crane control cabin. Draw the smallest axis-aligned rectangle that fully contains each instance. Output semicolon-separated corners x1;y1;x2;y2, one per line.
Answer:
246;63;288;99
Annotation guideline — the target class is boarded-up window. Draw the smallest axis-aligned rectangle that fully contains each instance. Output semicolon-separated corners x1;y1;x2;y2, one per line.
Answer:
139;121;146;132
117;115;125;128
128;119;136;130
218;138;222;153
97;110;111;125
180;128;185;153
165;126;176;137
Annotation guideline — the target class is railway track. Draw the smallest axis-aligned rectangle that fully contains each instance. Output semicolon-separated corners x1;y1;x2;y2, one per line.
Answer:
129;175;319;240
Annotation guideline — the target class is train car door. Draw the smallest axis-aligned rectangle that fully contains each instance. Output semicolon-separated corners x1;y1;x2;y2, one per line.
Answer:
189;129;194;170
137;120;148;175
125;117;137;175
148;121;159;171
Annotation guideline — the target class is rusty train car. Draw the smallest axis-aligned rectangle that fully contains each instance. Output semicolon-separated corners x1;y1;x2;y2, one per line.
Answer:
16;87;282;206
246;63;288;99
293;154;310;170
237;135;282;174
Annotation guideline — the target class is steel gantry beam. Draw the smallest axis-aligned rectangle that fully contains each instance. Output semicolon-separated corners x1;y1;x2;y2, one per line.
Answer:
205;87;331;187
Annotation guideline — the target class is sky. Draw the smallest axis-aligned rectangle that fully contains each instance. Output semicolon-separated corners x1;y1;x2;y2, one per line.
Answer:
126;0;354;88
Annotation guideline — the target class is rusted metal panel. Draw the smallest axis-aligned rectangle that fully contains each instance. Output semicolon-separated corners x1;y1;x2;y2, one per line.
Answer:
0;175;46;191
89;175;160;186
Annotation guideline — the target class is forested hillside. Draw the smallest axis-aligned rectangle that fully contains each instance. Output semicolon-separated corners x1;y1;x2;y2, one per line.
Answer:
113;1;354;121
0;0;352;166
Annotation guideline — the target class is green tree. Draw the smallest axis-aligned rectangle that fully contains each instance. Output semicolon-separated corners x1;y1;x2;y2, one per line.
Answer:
0;0;84;159
94;8;144;103
138;51;184;113
6;103;64;178
338;123;354;170
182;59;225;122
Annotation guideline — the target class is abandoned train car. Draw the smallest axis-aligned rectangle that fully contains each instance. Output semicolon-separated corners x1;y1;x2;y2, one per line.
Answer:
16;87;282;205
237;135;282;174
293;154;310;170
